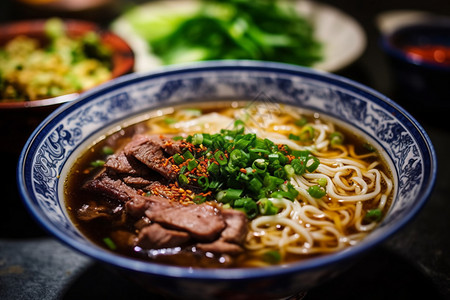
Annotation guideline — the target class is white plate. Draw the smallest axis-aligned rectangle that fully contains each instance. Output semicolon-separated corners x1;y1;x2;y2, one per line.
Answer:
375;9;450;34
111;0;366;73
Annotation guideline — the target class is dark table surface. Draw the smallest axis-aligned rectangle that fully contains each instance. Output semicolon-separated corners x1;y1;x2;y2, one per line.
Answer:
1;0;449;299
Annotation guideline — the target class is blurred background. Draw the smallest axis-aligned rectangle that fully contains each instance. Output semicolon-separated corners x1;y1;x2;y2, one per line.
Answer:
0;0;449;299
1;0;448;97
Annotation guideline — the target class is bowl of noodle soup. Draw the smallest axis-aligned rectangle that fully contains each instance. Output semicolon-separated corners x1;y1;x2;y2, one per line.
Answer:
17;61;436;299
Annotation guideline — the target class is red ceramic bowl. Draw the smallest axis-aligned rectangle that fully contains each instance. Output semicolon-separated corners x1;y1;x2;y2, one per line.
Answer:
0;19;135;154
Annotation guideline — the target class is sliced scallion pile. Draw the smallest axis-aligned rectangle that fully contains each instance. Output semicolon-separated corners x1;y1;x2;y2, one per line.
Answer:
170;119;323;218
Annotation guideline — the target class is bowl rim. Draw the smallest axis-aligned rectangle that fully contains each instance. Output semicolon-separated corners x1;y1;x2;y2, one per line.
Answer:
17;60;437;280
380;21;450;72
0;18;135;109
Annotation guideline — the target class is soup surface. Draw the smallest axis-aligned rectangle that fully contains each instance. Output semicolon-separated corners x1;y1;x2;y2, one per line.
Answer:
65;101;393;268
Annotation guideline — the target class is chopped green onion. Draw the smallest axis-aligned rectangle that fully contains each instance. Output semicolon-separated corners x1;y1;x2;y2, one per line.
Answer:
235;135;255;150
193;195;206;204
192;133;203;145
212;135;225;149
225;163;240;175
288;133;300;141
273;167;286;179
164;117;177;124
248;177;263;193
198;176;209;190
307;185;326;198
183;150;194;160
270;190;294;200
299;125;315;141
264;138;275;149
102;146;114;155
249;148;270;154
214;150;228;165
230;149;247;166
262;250;281;264
363;142;376;152
237;172;250;182
291;158;305;175
295;117;308;127
233;119;246;134
208;180;221;190
258;198;279;215
244;167;254;175
90;160;105;168
291;149;310;158
103;237;117;250
317;177;327;187
216;188;243;204
182;108;202;116
263;175;284;190
202;136;212;147
234;197;258;219
178;173;189;185
330;132;344;146
364;208;382;222
286;183;299;199
207;162;220;176
173;153;184;165
187;159;198;171
171;120;324;218
284;164;295;178
268;153;280;162
252;158;267;173
305;156;320;172
254;139;269;150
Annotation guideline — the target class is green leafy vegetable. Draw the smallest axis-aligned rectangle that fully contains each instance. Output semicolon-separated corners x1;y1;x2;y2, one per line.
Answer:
126;0;323;66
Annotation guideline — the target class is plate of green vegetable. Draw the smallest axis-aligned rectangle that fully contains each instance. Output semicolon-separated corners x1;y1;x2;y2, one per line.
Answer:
111;0;366;72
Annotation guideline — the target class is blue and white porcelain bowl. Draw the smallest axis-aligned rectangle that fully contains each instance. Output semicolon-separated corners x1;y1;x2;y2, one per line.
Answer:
17;61;436;300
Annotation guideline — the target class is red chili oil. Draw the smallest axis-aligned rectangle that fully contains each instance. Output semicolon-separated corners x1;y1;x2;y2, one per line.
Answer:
403;45;450;66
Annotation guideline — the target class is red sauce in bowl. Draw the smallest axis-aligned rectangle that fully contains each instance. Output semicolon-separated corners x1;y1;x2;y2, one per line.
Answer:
404;45;450;66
